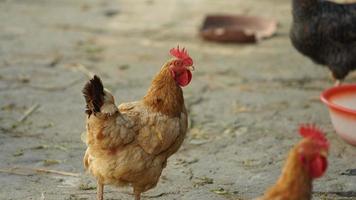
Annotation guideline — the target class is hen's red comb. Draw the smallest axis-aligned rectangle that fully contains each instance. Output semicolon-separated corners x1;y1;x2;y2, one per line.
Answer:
299;124;329;149
170;46;193;66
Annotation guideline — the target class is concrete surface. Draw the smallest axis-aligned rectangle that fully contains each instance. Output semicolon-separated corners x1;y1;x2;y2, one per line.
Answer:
0;0;355;199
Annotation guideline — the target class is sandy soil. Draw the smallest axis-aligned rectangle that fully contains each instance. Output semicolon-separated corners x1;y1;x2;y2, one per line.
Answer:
0;0;355;199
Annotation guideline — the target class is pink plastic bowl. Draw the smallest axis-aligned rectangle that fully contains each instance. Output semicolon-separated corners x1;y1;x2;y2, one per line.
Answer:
321;84;356;146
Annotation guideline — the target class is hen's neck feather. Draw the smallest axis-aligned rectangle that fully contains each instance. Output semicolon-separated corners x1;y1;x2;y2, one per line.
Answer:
262;144;312;200
143;62;184;117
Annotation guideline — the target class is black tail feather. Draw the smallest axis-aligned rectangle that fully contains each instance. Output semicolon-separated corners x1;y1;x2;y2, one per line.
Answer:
82;75;104;116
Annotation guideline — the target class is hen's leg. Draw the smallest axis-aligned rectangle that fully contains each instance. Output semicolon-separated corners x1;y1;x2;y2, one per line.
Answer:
134;188;142;200
134;193;141;200
97;181;104;200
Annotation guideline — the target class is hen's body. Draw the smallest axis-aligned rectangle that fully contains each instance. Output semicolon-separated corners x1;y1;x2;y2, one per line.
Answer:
290;0;356;81
84;101;187;192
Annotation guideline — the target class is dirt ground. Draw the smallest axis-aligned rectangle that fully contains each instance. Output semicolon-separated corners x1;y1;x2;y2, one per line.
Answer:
0;0;355;199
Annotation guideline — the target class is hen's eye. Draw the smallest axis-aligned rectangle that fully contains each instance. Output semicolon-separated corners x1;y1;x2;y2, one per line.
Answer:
174;60;183;67
299;154;307;165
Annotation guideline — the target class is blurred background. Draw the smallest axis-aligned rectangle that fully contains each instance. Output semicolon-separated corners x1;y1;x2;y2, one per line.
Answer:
0;0;355;199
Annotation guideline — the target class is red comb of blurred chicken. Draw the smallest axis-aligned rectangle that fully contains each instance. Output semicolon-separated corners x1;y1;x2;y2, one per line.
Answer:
299;124;329;149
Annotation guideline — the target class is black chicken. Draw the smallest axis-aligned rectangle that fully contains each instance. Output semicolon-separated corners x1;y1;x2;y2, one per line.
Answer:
290;0;356;85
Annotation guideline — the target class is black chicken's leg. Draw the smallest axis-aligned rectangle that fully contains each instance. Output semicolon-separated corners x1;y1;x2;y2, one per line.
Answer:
330;71;342;86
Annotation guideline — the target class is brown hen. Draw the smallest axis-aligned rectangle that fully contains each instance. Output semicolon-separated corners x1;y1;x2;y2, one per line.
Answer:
82;47;194;200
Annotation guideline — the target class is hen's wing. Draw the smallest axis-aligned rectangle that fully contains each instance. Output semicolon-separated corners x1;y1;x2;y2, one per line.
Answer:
119;102;188;156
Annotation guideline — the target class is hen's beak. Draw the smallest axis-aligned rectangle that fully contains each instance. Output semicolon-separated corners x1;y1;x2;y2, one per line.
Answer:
319;149;328;158
187;65;195;71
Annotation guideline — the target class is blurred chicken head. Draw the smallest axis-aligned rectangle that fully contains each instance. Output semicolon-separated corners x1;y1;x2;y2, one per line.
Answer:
297;124;330;179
